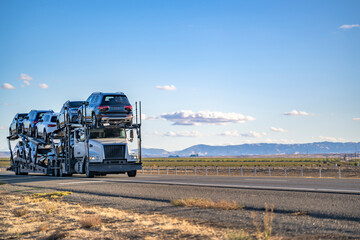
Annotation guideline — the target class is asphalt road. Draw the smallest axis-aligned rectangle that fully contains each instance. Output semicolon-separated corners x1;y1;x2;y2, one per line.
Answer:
1;171;360;238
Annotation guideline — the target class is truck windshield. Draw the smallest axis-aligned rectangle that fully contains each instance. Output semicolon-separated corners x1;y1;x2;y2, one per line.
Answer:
90;128;126;139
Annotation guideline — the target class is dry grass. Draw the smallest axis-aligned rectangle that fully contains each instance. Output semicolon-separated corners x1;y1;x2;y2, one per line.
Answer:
80;215;102;228
0;191;226;239
171;197;243;210
39;223;48;232
12;207;29;217
252;203;275;240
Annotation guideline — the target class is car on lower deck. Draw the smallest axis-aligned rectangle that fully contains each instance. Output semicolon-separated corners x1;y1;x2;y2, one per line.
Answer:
78;92;133;127
9;113;28;135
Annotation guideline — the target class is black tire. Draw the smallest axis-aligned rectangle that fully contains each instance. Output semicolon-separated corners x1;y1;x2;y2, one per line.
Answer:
127;170;137;177
85;160;94;178
59;165;64;177
91;113;98;128
43;130;47;142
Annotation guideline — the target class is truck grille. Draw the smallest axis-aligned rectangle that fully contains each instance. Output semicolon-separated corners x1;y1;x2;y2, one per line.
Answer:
104;145;125;159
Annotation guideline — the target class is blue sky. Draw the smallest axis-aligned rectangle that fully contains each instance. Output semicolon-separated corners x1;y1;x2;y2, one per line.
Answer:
0;0;359;151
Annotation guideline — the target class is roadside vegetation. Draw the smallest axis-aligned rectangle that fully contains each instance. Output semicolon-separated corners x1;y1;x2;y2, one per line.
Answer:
143;157;357;167
171;197;243;210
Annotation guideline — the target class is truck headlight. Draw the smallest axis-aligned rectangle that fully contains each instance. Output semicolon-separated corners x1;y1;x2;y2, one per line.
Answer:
89;155;100;161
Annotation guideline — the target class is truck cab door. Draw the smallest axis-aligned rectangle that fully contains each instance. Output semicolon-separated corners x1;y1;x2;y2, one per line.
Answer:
73;130;86;158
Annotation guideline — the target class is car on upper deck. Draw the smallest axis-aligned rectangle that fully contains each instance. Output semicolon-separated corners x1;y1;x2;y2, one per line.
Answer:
57;100;83;128
22;110;54;137
9;113;28;135
78;92;133;127
35;112;59;141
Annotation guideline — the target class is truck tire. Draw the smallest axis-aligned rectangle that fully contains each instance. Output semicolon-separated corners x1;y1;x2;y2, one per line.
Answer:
127;170;137;177
85;161;94;178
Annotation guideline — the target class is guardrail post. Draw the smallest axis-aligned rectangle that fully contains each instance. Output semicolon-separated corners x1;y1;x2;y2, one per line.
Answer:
175;166;177;175
228;167;230;176
205;166;208;176
240;166;243;176
254;166;256;176
157;167;160;176
185;167;187;176
284;166;287;177
319;165;322;178
194;167;196;176
338;166;341;178
268;166;271;176
166;166;168;175
301;165;303;177
216;166;218;176
150;167;152;175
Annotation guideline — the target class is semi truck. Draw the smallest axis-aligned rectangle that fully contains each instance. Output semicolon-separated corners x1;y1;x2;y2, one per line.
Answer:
7;102;142;178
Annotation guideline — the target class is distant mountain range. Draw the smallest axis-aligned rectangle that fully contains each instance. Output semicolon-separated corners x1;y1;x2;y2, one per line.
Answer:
141;142;360;157
2;141;359;158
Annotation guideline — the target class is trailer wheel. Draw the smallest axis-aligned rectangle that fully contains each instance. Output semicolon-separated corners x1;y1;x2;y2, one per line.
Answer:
127;170;137;177
85;161;94;178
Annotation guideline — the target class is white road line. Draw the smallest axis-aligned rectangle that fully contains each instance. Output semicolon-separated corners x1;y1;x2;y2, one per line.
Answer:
103;179;360;194
58;181;105;185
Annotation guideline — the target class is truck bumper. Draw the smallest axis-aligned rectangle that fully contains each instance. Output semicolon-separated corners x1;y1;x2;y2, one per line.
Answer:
88;163;142;174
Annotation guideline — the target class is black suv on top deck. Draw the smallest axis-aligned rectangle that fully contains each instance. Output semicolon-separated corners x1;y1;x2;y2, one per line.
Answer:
78;92;133;127
57;100;84;128
22;110;54;136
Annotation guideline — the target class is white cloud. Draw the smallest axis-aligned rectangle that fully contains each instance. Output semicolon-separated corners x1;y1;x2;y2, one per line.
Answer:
141;114;158;121
353;118;360;121
218;130;266;138
154;130;202;137
161;110;256;125
1;83;15;89
270;127;286;132
23;80;30;86
339;24;360;29
20;73;32;81
19;73;32;86
39;83;49;89
318;136;345;142
156;85;176;91
284;110;309;116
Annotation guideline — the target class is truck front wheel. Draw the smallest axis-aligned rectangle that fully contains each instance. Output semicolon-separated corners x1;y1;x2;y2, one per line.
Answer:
85;161;94;178
127;170;137;177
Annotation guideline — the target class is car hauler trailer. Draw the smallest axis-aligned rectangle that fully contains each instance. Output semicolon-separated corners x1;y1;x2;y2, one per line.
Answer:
7;102;143;178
